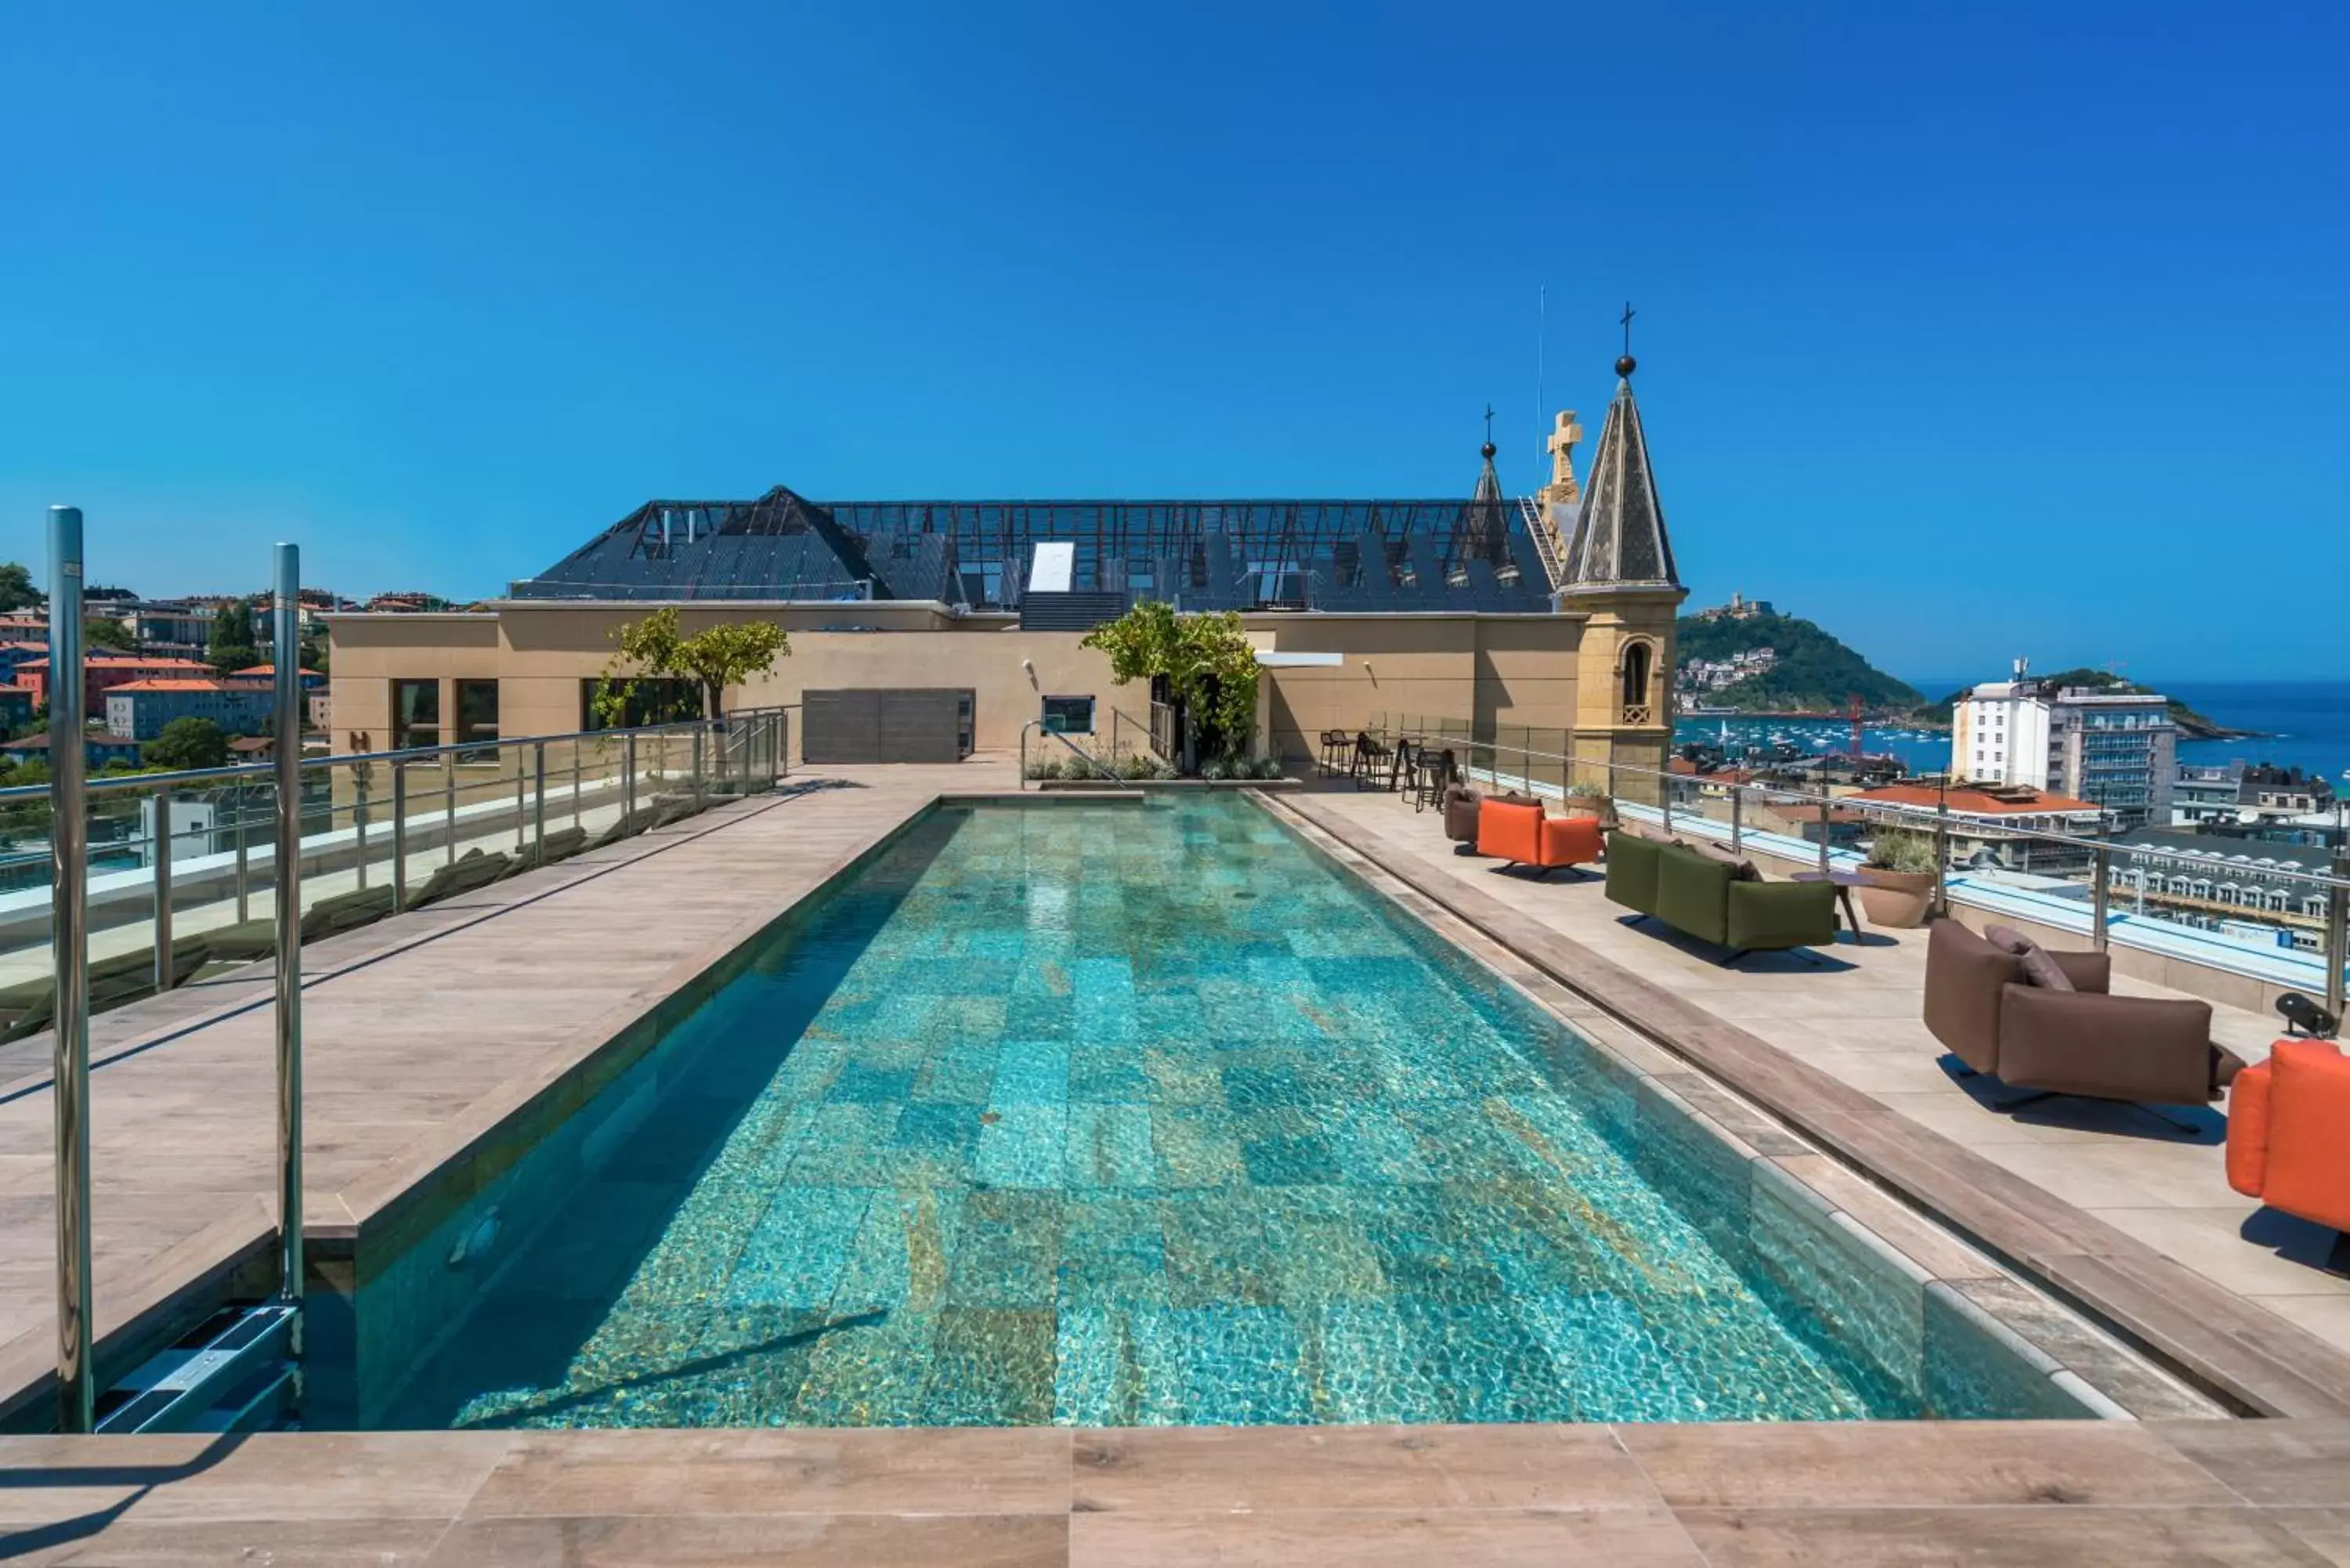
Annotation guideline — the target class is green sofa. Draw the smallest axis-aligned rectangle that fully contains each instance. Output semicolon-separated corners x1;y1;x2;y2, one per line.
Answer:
1603;832;1839;963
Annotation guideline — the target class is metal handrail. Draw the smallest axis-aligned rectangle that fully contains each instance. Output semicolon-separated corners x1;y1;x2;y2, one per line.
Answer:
1018;720;1141;791
0;715;732;803
1372;719;2350;894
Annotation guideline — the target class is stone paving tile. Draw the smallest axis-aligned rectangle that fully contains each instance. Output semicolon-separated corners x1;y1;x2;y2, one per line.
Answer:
1068;1505;1708;1567
1671;1505;2335;1566
1614;1419;2242;1509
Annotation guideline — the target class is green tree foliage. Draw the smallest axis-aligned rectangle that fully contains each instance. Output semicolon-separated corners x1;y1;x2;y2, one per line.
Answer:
1675;610;1922;714
596;607;789;724
1082;602;1260;765
83;616;135;653
143;716;229;771
0;562;38;612
208;600;259;675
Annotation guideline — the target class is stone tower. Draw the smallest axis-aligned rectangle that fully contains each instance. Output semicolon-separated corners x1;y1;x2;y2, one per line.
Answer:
1559;350;1686;793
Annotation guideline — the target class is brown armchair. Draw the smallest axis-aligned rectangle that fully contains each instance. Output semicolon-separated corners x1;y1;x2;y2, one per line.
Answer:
1923;919;2243;1111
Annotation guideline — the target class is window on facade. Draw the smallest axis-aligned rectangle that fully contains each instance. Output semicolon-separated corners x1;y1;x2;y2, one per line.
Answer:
392;679;440;751
1041;695;1095;735
455;681;500;757
1620;642;1652;710
580;677;704;731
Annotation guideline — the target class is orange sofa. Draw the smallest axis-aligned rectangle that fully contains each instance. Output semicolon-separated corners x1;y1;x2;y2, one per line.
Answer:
2227;1038;2350;1233
1475;798;1604;876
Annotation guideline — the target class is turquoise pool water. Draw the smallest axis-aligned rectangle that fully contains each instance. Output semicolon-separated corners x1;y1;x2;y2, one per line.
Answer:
347;795;2079;1428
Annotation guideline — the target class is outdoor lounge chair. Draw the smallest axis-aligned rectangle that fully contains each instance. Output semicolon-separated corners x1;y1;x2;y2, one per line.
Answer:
0;941;216;1042
1603;830;1838;963
504;826;589;876
2227;1038;2350;1236
1477;798;1603;876
407;848;512;910
1922;919;2243;1115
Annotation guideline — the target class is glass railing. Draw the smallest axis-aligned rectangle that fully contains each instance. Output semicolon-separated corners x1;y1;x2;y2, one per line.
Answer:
1369;714;2349;1019
0;710;790;1035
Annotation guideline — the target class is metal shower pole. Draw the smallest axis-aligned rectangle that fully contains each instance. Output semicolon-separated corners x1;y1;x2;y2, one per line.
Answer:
271;547;306;1342
49;506;93;1433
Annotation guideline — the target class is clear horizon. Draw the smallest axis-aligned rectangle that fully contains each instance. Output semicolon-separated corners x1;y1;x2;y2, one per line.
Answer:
5;2;2342;679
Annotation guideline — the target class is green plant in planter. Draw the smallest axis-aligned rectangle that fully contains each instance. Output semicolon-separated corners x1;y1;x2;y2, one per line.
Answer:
1081;602;1259;771
1563;785;1614;822
1025;756;1065;781
1864;826;1937;873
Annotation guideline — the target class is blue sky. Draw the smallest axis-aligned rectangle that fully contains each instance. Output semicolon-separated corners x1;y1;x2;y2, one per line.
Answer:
4;2;2343;680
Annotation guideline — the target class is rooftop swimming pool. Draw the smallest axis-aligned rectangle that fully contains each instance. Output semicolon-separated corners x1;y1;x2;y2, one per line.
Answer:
320;794;2092;1428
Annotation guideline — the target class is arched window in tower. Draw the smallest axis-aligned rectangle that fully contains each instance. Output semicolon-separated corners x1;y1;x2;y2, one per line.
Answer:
1620;641;1654;726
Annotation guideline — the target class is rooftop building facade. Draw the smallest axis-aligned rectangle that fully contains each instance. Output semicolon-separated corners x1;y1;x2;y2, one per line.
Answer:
335;361;1690;776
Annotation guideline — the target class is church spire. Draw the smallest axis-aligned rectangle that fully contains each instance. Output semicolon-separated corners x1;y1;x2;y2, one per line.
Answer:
1558;343;1680;592
1458;406;1509;567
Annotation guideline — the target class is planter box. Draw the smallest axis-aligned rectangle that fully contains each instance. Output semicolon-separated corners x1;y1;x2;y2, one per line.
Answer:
1856;865;1936;928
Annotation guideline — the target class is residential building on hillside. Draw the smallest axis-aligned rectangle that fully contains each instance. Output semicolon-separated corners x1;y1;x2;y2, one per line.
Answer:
0;731;145;768
15;654;219;718
1950;660;2174;828
223;664;327;692
0;644;45;685
114;601;216;661
103;680;278;742
1677;646;1777;695
0;685;31;735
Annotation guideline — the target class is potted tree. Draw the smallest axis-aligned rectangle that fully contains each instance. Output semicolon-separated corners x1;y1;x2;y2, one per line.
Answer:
1856;826;1939;927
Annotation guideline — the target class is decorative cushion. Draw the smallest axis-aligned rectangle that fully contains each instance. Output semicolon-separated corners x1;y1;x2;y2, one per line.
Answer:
2015;941;2076;992
1686;837;1762;880
1983;924;2034;955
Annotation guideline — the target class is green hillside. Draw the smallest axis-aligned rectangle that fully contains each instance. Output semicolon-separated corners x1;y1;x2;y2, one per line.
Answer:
1676;611;1922;714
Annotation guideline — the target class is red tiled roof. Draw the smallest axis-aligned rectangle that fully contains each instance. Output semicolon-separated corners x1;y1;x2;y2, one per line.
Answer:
107;679;230;693
17;656;213;671
1;733;139;751
1850;783;2102;815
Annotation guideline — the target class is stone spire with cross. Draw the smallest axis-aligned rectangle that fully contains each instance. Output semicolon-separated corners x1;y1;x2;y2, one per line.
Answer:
1557;324;1682;592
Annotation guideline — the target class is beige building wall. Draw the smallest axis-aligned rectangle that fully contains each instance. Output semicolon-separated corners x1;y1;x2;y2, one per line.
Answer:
326;597;1674;773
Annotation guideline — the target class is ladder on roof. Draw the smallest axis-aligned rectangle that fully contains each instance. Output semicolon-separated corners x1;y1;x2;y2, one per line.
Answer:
1518;497;1567;595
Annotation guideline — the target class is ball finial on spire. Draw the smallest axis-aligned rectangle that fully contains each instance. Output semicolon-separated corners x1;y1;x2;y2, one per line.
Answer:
1615;354;1636;378
1617;301;1637;378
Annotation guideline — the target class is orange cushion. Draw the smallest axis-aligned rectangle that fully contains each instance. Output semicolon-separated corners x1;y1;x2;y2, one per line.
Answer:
1539;814;1604;866
1477;799;1541;862
2224;1060;2272;1200
2264;1039;2350;1232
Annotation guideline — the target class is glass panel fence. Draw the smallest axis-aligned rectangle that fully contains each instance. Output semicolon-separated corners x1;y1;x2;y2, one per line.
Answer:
0;718;745;1044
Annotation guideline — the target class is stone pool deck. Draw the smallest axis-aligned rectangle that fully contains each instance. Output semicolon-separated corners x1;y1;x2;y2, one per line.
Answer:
2;1418;2348;1564
1274;786;2350;1415
2;764;2349;1563
0;762;1013;1425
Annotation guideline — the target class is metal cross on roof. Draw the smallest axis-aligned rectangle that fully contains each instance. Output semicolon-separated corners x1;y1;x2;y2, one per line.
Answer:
1620;301;1636;358
1483;404;1495;443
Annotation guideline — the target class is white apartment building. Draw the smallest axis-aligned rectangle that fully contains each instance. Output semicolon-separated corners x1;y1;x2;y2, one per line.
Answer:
1950;659;2175;829
1953;661;2054;789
